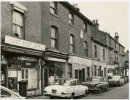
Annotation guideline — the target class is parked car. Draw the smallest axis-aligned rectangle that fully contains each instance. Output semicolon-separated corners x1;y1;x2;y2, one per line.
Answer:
108;75;125;86
82;76;109;93
0;85;25;99
122;75;128;84
44;78;88;99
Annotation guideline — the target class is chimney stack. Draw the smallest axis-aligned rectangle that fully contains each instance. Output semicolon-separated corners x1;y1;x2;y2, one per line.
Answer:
114;32;119;42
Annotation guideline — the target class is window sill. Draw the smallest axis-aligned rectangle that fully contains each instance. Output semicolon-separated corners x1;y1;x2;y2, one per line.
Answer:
50;12;59;18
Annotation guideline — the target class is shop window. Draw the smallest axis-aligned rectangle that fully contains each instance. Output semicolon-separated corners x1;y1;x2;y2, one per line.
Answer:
13;10;24;39
21;68;28;80
50;2;57;15
51;26;58;49
69;12;74;25
70;34;75;53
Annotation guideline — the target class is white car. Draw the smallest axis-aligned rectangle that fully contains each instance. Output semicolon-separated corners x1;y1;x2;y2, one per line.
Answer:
44;78;88;99
0;85;25;99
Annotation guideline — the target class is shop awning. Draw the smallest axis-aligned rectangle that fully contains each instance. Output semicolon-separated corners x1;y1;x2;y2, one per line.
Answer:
2;45;43;57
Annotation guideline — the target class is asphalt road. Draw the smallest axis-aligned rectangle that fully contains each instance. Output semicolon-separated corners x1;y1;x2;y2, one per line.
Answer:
81;83;129;99
30;83;129;99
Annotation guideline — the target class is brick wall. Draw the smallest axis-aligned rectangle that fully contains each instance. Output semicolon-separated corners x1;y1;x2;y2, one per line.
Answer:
41;2;92;58
1;2;42;44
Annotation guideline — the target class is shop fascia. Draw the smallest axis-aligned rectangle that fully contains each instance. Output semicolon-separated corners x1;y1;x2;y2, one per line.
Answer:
5;35;45;51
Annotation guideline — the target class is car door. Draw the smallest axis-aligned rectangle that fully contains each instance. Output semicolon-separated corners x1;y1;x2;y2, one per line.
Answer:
71;80;79;96
77;80;84;95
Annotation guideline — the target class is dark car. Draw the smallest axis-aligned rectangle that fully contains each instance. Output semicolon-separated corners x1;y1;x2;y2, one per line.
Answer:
82;77;109;93
108;75;125;86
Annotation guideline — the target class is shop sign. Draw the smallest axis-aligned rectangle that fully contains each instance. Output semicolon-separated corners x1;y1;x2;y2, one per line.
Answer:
5;36;45;51
19;56;37;61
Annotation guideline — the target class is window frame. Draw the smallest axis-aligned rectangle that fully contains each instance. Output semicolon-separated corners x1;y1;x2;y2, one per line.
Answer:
84;23;87;33
21;68;28;81
50;2;57;15
84;41;88;57
103;49;105;61
94;45;97;58
51;26;59;49
70;34;75;53
12;9;25;39
69;12;74;25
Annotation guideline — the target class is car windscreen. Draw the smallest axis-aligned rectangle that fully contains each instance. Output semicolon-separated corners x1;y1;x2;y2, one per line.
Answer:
86;77;100;82
54;79;66;85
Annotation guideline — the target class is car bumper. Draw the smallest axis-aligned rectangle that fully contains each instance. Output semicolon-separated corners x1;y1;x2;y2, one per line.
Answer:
44;93;71;98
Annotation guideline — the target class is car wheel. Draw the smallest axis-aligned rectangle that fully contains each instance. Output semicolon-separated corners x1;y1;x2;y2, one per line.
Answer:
105;85;108;91
50;96;55;99
70;93;74;99
98;88;102;93
83;90;88;97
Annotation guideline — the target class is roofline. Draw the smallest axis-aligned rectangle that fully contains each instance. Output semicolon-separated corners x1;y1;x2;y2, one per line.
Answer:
60;2;93;25
107;34;125;48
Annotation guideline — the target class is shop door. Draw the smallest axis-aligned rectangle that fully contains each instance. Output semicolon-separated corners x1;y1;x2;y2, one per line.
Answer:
44;67;48;87
79;70;83;82
82;68;85;82
1;64;7;87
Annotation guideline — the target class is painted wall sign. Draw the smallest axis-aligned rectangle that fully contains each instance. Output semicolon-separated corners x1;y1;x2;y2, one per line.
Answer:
5;36;45;51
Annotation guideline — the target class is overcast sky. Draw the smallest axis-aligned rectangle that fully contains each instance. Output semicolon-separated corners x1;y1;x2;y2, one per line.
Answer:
70;1;129;51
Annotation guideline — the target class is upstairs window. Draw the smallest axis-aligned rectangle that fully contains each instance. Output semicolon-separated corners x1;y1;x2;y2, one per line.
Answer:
69;13;74;25
84;41;88;57
94;45;97;58
103;49;105;61
50;2;57;15
13;10;24;38
51;26;58;49
84;23;87;33
70;34;75;53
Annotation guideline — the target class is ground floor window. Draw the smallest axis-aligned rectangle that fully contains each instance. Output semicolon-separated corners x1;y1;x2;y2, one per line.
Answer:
87;67;90;77
75;69;78;79
94;65;97;76
6;55;38;90
68;64;72;78
48;61;65;85
104;68;106;77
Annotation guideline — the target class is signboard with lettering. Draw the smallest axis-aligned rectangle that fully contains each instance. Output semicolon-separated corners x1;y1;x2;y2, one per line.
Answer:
5;36;45;51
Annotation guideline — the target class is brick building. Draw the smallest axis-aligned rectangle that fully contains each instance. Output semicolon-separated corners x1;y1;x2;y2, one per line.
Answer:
106;32;125;76
1;2;45;96
41;2;93;90
91;20;108;77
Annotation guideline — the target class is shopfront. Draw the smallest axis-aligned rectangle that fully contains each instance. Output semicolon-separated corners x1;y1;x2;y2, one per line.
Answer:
68;56;92;82
42;49;69;89
1;35;45;96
